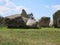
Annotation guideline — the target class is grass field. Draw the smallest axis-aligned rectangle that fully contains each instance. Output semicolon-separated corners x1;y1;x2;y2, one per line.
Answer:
0;28;60;45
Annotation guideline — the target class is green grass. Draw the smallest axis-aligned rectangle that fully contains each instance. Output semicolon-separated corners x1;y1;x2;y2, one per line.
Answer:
0;28;60;45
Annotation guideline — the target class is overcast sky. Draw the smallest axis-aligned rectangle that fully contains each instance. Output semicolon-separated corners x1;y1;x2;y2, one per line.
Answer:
0;0;60;20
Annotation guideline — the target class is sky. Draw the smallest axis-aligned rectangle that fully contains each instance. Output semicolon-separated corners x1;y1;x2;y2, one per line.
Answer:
0;0;60;21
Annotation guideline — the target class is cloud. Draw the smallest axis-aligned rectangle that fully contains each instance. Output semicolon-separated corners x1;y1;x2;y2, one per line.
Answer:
0;0;26;16
45;5;60;11
51;5;60;10
0;0;4;2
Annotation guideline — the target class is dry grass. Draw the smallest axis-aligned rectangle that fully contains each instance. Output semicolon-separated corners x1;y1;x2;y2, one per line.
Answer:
0;28;60;45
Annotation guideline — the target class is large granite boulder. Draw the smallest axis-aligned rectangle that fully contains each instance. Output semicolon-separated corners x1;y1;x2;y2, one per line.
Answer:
26;18;37;28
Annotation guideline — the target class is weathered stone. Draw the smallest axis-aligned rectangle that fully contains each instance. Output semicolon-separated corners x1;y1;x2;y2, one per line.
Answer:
21;9;28;18
26;18;37;28
0;16;5;27
39;17;50;27
53;10;60;28
5;9;37;28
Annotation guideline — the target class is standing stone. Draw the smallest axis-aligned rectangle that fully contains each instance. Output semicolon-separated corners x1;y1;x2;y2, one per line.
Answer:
39;17;50;27
53;10;60;28
21;9;28;18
